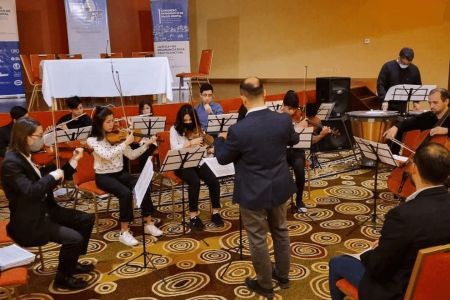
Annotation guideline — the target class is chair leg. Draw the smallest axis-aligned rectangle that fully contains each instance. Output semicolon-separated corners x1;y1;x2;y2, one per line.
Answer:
106;195;111;214
38;246;45;271
92;193;100;233
28;86;37;111
158;176;163;207
171;183;176;221
178;77;183;101
307;166;311;200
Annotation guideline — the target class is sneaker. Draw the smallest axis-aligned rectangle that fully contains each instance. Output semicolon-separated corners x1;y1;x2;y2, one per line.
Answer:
118;230;139;246
244;277;274;299
189;216;204;230
211;213;224;227
272;269;290;289
144;223;163;237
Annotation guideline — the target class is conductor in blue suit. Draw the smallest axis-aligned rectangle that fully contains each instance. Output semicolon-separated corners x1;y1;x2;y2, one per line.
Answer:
214;77;299;299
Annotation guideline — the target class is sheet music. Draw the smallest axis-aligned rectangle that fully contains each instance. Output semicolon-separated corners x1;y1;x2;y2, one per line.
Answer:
160;146;206;172
354;137;377;161
291;126;313;149
316;103;335;121
354;137;398;167
133;157;154;208
43;126;92;146
203;157;235;177
384;84;437;102
0;244;35;271
206;113;238;133
130;116;166;135
266;100;283;112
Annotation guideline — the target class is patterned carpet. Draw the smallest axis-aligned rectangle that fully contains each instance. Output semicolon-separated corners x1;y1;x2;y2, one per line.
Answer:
0;151;399;300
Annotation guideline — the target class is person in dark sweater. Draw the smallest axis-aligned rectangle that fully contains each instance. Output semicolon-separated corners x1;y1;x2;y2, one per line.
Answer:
377;47;422;112
0;106;28;158
57;96;92;130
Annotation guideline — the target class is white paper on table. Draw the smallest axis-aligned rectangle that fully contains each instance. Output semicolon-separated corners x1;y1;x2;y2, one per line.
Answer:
133;157;154;208
203;157;235;177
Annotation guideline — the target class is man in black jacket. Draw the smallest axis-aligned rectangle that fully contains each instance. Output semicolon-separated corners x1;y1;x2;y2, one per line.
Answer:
214;77;299;299
328;143;450;300
377;47;422;112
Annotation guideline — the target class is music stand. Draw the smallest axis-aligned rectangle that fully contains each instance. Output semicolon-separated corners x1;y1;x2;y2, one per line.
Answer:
384;84;436;115
43;126;92;147
160;146;207;238
129;116;166;136
316;103;335;121
347;137;398;236
108;158;165;283
205;113;238;135
266;100;284;112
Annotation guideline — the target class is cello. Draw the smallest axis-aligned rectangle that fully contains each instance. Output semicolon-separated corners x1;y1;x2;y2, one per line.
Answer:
387;109;450;198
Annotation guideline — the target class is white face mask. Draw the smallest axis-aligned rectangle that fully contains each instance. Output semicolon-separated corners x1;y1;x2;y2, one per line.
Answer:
29;137;44;152
397;59;409;69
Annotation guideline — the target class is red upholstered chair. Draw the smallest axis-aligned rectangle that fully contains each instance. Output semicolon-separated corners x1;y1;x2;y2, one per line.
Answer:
100;52;123;58
0;267;28;299
218;97;242;113
336;278;359;300
176;49;213;100
131;51;154;58
20;54;42;111
30;54;56;81
72;152;111;233
57;53;82;59
152;103;186;130
155;130;183;220
404;243;450;300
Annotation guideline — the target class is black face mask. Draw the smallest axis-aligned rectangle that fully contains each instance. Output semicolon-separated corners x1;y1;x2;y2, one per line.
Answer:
184;122;195;130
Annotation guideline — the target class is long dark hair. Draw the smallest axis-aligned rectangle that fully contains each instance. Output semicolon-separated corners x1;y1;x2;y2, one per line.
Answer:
9;117;40;156
91;106;113;141
174;104;199;136
138;99;153;114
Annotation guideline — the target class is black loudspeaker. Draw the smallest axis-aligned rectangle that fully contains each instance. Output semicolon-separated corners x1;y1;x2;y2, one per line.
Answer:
316;77;351;117
316;118;353;151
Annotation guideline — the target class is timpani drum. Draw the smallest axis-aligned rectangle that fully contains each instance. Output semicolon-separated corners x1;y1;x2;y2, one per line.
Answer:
346;110;399;142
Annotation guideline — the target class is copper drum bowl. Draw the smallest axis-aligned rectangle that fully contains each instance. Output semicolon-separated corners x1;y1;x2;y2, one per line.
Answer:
346;110;399;143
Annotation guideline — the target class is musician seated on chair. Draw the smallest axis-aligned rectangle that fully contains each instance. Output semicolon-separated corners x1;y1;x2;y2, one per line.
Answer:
56;96;92;130
0;106;28;158
195;83;224;131
383;88;450;154
170;104;224;229
328;143;450;300
1;117;95;290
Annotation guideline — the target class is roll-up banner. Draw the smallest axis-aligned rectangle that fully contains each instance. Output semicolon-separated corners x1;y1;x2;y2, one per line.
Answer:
0;0;25;99
151;0;190;89
64;0;110;59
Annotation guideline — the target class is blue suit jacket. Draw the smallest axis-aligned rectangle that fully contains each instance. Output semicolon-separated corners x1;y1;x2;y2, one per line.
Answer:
214;108;299;210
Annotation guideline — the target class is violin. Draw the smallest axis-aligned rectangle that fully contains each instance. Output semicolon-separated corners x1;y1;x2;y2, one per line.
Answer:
185;127;214;147
106;128;155;144
305;117;340;137
387;109;450;198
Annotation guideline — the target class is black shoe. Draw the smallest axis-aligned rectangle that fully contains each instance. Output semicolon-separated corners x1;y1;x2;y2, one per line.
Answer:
244;277;274;300
272;269;290;289
54;273;88;290
211;213;224;227
73;262;95;274
189;216;204;230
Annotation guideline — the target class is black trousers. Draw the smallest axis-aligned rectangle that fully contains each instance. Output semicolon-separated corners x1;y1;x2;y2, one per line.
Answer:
95;170;154;222
175;164;220;212
287;149;305;205
47;206;94;275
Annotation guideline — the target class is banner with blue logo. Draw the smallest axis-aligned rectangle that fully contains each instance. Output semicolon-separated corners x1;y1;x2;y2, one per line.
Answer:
64;0;110;59
151;0;190;89
0;0;25;99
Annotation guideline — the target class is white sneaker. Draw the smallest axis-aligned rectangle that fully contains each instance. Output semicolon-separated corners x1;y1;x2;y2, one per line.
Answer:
119;230;139;246
144;223;163;237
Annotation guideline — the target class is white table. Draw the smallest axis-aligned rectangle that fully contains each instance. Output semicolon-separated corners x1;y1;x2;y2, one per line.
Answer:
41;57;173;106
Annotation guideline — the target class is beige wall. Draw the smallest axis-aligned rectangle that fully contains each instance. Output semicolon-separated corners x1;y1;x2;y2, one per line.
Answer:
190;0;450;88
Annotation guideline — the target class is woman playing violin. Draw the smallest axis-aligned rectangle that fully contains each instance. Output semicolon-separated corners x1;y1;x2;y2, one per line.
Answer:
87;106;162;247
169;104;223;229
282;91;331;213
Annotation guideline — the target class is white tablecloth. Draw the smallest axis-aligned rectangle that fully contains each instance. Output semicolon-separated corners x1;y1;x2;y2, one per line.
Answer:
41;57;173;106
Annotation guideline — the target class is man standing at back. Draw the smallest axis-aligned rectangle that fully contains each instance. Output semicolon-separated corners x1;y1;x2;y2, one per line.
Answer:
214;77;299;299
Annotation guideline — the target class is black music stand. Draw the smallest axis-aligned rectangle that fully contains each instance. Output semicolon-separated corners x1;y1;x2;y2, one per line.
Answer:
43;126;92;147
347;137;398;236
108;158;165;283
160;146;209;245
129;116;166;136
206;113;238;135
266;100;283;112
385;84;436;116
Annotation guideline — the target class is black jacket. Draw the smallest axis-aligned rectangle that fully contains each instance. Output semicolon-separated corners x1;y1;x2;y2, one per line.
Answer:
0;123;13;157
377;60;421;101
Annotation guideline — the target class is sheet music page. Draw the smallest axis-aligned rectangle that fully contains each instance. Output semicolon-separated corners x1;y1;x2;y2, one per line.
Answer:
203;157;235;177
43;126;92;146
384;84;437;101
291;126;313;149
0;244;35;271
133;157;154;208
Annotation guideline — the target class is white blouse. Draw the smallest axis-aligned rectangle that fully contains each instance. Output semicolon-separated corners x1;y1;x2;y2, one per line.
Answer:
169;126;189;150
87;137;149;174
